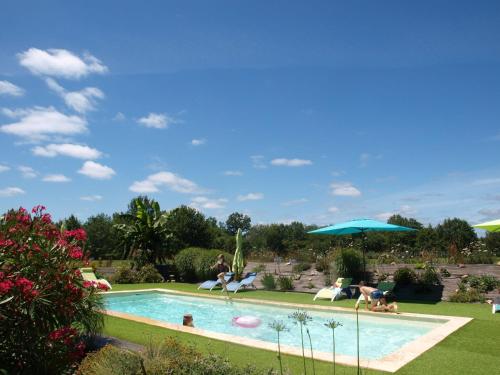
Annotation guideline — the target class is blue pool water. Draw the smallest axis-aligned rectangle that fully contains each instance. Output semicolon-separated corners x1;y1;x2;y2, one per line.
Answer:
105;291;443;360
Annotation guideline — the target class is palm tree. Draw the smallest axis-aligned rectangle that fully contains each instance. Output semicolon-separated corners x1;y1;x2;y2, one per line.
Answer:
114;198;172;267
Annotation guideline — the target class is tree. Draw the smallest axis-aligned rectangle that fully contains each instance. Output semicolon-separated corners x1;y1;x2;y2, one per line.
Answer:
387;215;423;230
436;218;477;252
266;224;286;255
84;214;121;259
165;205;214;252
484;232;500;256
61;214;82;230
225;212;251;235
114;198;172;267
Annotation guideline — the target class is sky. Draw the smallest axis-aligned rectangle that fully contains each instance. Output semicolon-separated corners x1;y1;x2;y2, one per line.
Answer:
1;0;500;226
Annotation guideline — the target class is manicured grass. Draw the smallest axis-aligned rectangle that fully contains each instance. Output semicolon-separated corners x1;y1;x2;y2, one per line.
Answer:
104;283;500;375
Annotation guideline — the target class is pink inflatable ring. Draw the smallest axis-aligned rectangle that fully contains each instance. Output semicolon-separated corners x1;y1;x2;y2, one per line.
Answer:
232;316;261;328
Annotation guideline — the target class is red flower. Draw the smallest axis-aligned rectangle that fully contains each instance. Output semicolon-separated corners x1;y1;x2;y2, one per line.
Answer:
96;282;110;291
64;229;87;242
68;247;83;260
32;205;46;213
0;280;14;294
82;281;93;288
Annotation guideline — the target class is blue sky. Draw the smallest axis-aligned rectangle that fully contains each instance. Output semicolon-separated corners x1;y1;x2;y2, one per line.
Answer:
1;1;500;226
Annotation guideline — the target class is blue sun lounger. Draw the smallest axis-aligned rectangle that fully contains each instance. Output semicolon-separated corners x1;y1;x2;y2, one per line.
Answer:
493;297;500;314
198;272;234;291
225;272;258;294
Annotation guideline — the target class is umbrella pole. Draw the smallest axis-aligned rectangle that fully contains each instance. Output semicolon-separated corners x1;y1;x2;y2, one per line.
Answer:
362;230;367;282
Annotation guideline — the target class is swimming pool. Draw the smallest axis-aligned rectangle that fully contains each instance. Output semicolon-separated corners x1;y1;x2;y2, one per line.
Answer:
104;289;471;372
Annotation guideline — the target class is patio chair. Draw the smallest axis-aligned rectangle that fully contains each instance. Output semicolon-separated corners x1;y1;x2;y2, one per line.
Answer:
80;267;112;290
198;272;234;290
225;272;258;293
313;277;353;301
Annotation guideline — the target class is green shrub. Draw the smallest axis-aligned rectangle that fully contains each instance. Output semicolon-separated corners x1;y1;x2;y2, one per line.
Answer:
252;264;267;273
334;248;363;278
440;267;451;277
393;267;417;285
277;276;294;291
463;275;499;293
78;338;273;375
174;248;233;282
77;345;143;375
261;273;277;290
414;263;425;270
111;266;137;284
448;288;484;303
292;262;311;273
136;264;164;283
418;265;441;286
376;252;399;264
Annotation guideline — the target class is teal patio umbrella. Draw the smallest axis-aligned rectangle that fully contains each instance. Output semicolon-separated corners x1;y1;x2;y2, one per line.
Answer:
308;218;416;280
232;228;244;280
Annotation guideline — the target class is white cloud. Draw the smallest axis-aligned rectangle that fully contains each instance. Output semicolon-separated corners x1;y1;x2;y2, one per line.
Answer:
375;212;393;221
129;171;203;194
78;161;115;180
0;165;10;173
80;195;103;201
282;198;308;206
46;78;104;113
330;182;361;197
251;155;267;169
42;174;71;183
0;187;25;198
328;206;339;213
237;192;264;201
472;178;500;186
223;170;243;176
0;80;24;97
191;138;206;146
113;112;126;121
271;158;312;167
359;153;382;167
137;113;176;129
32;143;102;159
17;48;107;79
478;208;500;217
0;107;87;142
18;166;37;178
190;196;228;209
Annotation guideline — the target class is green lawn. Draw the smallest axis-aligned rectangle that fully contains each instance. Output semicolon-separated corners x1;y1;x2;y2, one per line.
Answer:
103;283;500;375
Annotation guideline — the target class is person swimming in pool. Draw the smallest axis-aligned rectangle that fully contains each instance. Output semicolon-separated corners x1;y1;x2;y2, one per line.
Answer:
355;282;398;312
212;254;230;292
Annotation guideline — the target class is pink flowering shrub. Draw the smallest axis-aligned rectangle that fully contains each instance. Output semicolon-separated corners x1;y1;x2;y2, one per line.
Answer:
0;206;103;374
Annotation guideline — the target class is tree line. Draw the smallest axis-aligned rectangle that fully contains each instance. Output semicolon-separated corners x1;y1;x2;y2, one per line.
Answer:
59;196;500;264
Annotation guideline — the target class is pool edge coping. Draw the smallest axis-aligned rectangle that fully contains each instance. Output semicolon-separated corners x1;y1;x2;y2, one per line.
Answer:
103;288;472;373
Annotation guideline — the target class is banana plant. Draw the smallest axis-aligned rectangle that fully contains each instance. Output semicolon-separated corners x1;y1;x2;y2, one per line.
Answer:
115;198;172;267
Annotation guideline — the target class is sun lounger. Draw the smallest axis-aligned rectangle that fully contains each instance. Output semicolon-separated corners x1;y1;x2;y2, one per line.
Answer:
313;278;353;301
493;297;500;314
198;272;234;290
80;267;112;290
225;272;257;293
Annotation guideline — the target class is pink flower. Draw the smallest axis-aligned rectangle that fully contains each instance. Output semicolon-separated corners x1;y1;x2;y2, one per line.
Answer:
15;277;34;295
